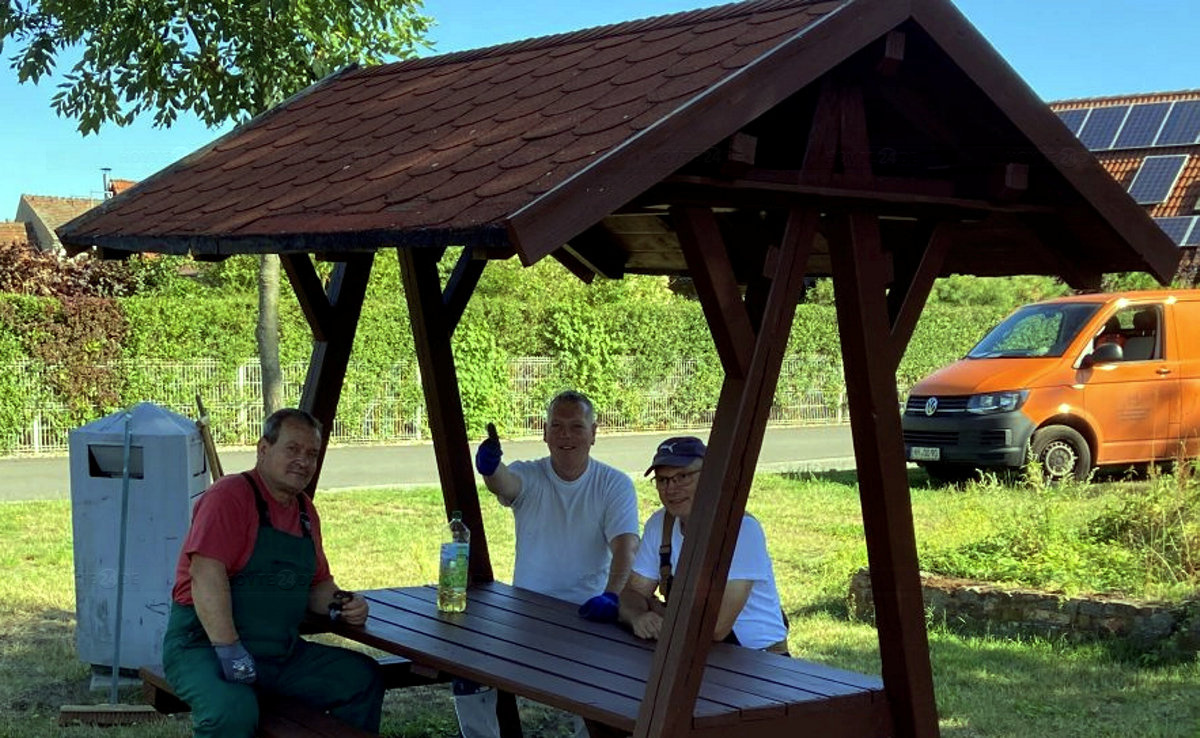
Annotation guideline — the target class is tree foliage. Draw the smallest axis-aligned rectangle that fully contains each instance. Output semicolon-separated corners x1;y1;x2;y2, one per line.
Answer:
1;0;432;133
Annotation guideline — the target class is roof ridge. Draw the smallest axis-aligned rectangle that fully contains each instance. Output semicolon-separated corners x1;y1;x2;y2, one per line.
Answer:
1050;88;1200;107
380;0;825;72
22;194;101;203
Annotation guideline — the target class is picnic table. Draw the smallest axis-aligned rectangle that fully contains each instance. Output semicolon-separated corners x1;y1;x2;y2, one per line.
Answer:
330;582;892;737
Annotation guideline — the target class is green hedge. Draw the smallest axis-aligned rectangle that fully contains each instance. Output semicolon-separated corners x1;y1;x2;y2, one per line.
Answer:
0;255;1024;451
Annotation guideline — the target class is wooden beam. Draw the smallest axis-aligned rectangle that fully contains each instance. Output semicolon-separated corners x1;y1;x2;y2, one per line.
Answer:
672;205;753;379
505;0;915;265
551;248;598;283
443;247;486;333
398;247;495;584
649;175;1053;216
877;30;906;76
828;211;938;738
636;206;818;738
281;253;334;342
886;223;951;368
292;253;374;496
719;132;757;178
565;224;629;279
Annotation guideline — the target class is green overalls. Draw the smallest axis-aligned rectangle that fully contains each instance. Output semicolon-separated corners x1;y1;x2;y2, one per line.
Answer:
162;473;383;737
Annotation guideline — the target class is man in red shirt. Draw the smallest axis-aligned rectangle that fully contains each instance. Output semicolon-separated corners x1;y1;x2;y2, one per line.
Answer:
162;408;384;737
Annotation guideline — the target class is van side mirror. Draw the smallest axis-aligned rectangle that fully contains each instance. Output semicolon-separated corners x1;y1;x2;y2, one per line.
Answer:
1082;342;1123;368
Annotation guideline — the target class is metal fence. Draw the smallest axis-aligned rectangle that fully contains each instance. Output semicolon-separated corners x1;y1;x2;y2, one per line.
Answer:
0;357;862;456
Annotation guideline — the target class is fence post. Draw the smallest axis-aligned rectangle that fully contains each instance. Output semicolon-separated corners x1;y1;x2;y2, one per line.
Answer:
32;411;41;454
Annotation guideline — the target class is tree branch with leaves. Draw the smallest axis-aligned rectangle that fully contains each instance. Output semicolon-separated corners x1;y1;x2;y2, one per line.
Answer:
2;0;431;416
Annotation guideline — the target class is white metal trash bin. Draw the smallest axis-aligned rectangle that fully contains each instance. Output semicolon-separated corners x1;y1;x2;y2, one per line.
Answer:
69;402;209;672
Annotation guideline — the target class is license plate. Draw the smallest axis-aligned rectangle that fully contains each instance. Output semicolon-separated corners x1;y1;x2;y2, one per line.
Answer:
910;446;940;461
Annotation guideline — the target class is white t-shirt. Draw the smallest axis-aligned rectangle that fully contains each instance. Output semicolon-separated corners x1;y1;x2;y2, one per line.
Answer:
506;457;639;604
632;508;786;650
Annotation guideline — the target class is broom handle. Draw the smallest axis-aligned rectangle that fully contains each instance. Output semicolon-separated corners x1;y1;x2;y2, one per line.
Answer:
195;393;223;483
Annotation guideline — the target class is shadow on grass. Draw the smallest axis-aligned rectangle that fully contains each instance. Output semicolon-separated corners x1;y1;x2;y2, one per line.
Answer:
780;467;937;489
790;596;850;620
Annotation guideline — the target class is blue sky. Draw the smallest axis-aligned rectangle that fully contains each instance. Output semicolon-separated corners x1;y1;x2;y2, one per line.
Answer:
1;0;1196;216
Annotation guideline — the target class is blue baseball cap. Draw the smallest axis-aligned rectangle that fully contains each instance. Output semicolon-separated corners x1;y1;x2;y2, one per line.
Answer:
645;436;706;475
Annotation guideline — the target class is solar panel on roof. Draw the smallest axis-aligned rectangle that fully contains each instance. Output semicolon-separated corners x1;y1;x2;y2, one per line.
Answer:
1112;102;1171;149
1128;155;1188;205
1156;100;1200;146
1056;109;1088;136
1186;217;1200;247
1154;216;1194;245
1077;105;1128;149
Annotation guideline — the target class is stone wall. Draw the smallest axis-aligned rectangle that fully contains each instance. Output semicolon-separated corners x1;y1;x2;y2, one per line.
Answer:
848;568;1200;655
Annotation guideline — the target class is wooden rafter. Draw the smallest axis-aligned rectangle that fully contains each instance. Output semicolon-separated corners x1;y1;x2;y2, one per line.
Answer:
397;247;495;584
282;252;375;495
443;247;487;332
636;206;819;738
281;253;335;342
673;206;754;379
886;223;951;366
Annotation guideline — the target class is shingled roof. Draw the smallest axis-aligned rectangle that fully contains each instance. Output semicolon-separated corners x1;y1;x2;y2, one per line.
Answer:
59;0;1180;285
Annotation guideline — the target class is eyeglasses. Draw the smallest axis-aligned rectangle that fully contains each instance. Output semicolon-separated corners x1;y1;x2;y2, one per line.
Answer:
654;469;701;490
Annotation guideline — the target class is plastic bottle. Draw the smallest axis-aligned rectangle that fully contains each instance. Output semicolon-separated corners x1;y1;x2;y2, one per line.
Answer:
437;510;470;613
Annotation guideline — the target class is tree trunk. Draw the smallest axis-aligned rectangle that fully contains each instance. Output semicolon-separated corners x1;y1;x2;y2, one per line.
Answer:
257;253;284;416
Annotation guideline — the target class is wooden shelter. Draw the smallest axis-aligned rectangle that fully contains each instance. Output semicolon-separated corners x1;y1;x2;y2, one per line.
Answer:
60;0;1180;735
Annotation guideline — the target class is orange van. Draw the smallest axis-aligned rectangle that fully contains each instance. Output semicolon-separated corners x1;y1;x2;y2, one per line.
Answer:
902;290;1200;483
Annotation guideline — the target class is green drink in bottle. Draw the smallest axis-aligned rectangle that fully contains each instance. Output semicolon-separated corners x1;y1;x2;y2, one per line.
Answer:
437;510;470;612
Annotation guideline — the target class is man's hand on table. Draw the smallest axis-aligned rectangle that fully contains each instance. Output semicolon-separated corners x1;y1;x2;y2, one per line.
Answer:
630;610;664;640
333;592;370;626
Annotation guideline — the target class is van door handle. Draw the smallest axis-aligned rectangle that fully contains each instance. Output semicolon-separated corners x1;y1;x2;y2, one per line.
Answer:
1157;368;1172;375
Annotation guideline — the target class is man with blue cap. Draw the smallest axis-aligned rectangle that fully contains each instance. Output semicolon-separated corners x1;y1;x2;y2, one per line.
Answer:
619;436;789;654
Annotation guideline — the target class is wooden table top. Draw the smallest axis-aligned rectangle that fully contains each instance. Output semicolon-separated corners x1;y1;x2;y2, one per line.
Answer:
334;582;890;735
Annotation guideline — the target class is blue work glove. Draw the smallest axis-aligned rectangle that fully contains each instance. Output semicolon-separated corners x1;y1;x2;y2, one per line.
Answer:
579;591;620;623
475;422;502;476
214;641;257;684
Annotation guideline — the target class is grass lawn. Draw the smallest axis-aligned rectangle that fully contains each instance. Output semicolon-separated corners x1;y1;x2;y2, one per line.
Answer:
1;471;1198;737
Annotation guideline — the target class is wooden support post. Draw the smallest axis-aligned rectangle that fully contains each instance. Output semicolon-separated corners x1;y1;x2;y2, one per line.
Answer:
828;211;939;738
636;207;818;738
282;252;374;495
885;224;952;366
397;247;495;584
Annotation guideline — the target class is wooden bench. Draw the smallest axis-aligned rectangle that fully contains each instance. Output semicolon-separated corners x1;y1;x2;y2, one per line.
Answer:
140;655;442;737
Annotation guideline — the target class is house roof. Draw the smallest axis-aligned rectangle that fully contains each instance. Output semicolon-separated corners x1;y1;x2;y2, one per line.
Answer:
0;221;33;245
1050;90;1200;249
23;195;101;231
108;179;137;197
59;0;1179;284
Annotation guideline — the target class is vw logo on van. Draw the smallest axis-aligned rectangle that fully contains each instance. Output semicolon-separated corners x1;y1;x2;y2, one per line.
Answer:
924;397;938;416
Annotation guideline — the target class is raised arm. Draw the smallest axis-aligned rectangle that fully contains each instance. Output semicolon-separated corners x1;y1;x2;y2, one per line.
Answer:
475;422;523;503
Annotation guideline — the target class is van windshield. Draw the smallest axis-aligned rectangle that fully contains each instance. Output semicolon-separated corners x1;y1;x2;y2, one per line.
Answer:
967;303;1102;359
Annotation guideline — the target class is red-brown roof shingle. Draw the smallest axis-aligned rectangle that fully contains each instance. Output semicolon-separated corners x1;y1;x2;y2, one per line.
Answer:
61;0;838;249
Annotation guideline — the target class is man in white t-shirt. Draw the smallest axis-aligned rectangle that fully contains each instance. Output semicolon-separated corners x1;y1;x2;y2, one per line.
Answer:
619;436;788;654
454;390;640;738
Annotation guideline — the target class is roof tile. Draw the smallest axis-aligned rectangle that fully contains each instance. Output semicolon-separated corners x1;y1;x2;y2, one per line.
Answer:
57;0;850;245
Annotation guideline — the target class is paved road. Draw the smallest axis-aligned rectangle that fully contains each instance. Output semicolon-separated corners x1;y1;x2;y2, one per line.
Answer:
0;425;856;501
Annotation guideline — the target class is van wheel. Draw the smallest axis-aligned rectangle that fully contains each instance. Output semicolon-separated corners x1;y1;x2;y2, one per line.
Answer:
1030;426;1091;482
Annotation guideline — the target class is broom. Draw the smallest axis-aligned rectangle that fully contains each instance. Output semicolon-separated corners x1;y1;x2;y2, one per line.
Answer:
60;410;163;726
